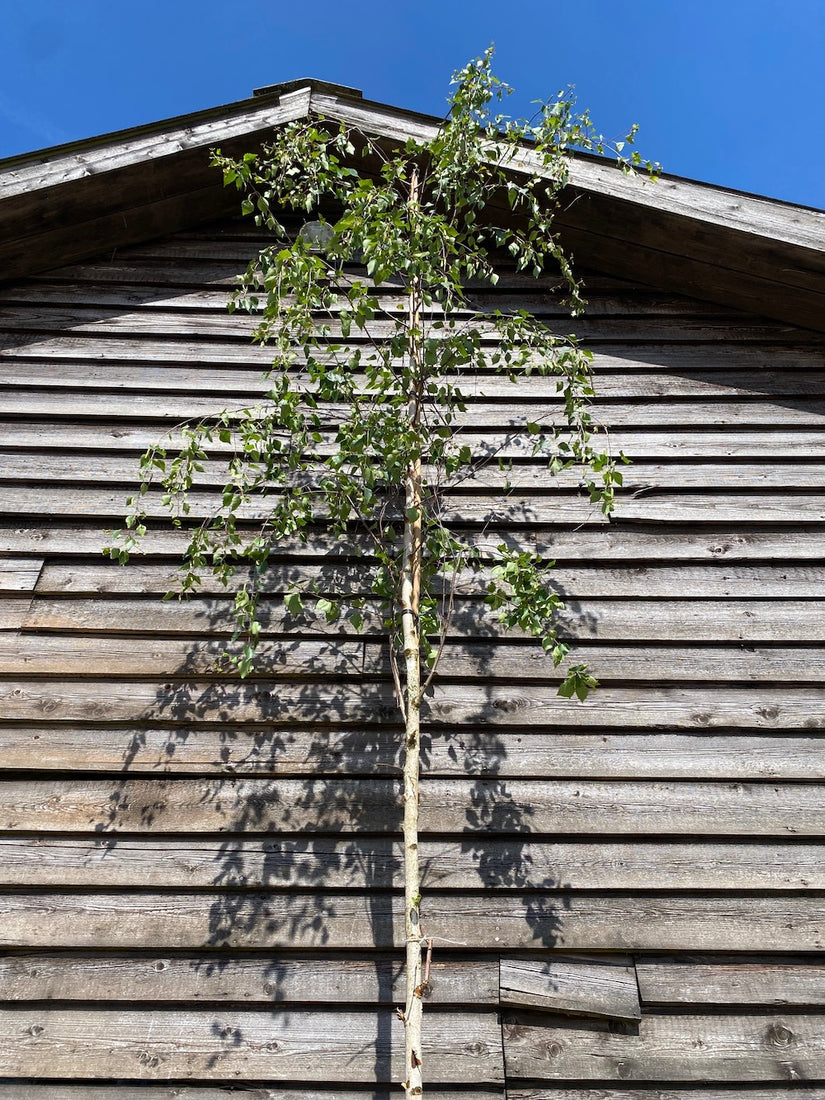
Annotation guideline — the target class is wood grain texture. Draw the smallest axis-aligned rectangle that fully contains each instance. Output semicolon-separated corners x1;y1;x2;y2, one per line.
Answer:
19;595;825;642
1;777;821;836
503;1011;825;1082
3;837;820;890
30;561;825;599
509;1091;822;1100
3;516;825;560
636;961;825;1007
2;481;824;525
2;725;823;780
2;302;821;343
0;679;823;730
7;635;825;683
0;1089;503;1100
3;422;825;460
2;385;825;428
0;558;42;592
0;893;822;951
6;451;825;493
0;952;497;1006
4;192;825;1097
0;1006;504;1083
500;957;640;1021
0;278;771;314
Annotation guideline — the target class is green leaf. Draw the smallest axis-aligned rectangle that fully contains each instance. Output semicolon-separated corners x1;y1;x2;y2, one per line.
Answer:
116;50;643;772
285;590;303;616
316;597;340;622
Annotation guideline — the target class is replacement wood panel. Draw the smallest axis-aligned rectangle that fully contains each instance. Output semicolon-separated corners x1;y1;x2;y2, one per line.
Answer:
500;957;641;1021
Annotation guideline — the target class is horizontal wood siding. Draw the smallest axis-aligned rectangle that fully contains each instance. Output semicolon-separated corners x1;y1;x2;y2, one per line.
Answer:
1;220;824;1093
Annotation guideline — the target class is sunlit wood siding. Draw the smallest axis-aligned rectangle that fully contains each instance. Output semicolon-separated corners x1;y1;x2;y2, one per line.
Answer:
0;219;823;1096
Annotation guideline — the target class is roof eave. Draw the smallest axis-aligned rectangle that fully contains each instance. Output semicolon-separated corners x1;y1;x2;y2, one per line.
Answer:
1;81;824;332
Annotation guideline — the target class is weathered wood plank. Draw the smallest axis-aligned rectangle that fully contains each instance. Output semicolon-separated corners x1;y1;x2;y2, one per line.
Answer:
4;838;820;891
2;422;824;461
509;1091;819;1100
0;94;309;199
500;957;640;1021
21;596;825;642
1;679;823;730
20;260;243;288
0;602;30;631
0;389;823;428
1;301;818;343
0;558;42;592
4;332;824;371
0;951;496;1006
503;1011;825;1082
7;451;825;492
4;355;825;402
0;279;759;317
423;683;825;730
6;635;825;684
429;731;825;781
0;1087;501;1100
1;894;822;951
4;482;825;525
32;561;825;599
0;1007;504;1083
615;495;825;524
0;777;821;836
636;961;825;1007
0;634;370;676
5;519;825;562
0;484;613;526
555;601;825;643
2;725;823;780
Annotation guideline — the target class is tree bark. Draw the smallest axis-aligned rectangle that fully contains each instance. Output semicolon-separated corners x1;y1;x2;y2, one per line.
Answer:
400;164;425;1098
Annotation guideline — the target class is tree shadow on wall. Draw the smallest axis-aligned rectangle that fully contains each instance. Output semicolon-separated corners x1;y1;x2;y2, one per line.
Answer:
86;530;578;1088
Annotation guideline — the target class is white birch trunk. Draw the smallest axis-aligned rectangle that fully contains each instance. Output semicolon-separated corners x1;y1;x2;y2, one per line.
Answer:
400;165;426;1098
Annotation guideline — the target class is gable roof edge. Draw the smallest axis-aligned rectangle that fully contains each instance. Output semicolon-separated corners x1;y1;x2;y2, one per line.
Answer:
1;81;824;331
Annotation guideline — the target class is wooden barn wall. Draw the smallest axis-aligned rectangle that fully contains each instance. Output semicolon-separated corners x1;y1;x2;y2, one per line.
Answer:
0;217;824;1097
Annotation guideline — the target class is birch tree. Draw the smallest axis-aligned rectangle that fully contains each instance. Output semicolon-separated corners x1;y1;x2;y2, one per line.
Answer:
109;49;655;1098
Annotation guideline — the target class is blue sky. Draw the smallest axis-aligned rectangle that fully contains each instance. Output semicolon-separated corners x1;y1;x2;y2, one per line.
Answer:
1;0;823;208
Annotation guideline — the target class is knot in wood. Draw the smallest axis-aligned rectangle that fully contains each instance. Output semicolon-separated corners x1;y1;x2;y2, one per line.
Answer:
464;1041;487;1056
768;1023;795;1047
492;695;523;713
